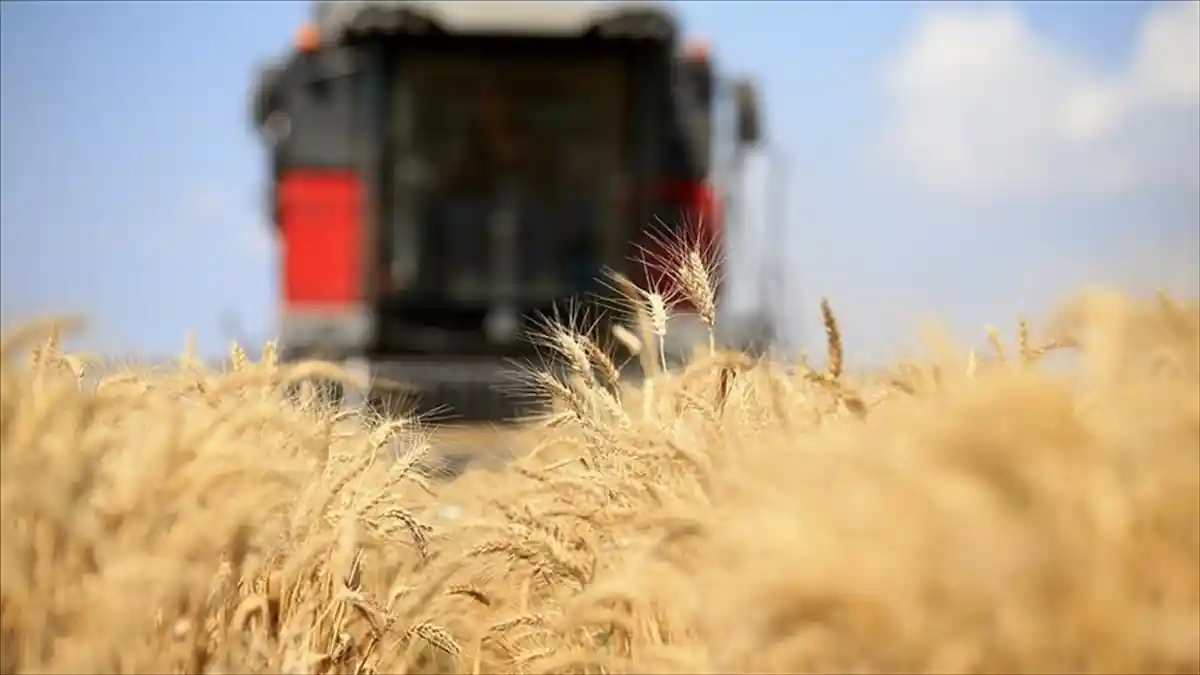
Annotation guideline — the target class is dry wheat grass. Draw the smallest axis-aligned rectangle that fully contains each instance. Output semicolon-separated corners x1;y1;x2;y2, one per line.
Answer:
1;256;1197;674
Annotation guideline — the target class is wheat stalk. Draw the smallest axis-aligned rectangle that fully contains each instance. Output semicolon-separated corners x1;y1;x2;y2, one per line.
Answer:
984;324;1007;364
648;292;669;374
229;341;248;374
820;298;843;381
1018;317;1031;366
612;324;642;357
580;334;621;398
606;270;660;378
678;249;717;354
405;621;462;658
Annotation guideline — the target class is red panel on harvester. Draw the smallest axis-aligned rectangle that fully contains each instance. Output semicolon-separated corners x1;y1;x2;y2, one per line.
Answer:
277;170;363;305
659;178;721;251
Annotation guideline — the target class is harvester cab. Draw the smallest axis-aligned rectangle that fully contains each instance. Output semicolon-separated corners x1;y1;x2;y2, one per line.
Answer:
251;0;769;421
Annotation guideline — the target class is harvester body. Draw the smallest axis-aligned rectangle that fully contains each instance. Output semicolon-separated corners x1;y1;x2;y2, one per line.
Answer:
252;0;766;420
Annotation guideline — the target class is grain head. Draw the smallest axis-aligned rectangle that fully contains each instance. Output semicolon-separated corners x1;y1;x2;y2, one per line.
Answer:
2;248;1196;675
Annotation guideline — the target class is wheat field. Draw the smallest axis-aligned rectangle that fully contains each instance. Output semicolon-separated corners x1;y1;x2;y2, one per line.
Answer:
1;248;1198;674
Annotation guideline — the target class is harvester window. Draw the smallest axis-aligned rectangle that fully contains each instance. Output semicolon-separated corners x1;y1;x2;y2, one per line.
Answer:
387;51;628;302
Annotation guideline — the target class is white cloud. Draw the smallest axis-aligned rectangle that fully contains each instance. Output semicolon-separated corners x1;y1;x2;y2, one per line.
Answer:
879;0;1200;202
1134;0;1200;107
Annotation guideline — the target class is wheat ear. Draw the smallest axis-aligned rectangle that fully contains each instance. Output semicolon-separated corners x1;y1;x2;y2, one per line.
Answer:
820;298;843;381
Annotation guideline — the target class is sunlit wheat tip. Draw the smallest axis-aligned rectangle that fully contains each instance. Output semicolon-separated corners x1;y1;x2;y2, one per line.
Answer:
820;298;843;380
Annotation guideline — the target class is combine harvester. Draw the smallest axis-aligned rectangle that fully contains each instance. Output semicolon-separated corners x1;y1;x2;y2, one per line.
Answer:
250;0;777;422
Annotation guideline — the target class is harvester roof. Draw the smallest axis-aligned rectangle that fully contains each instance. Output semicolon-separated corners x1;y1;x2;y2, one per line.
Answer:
312;0;678;43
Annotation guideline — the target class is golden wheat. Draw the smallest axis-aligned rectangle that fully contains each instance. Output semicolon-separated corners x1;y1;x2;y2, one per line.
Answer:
1;253;1198;675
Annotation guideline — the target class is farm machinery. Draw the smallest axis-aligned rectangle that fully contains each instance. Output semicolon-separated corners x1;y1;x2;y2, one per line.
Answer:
250;0;772;421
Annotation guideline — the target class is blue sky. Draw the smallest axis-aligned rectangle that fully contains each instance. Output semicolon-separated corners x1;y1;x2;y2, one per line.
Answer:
2;0;1197;363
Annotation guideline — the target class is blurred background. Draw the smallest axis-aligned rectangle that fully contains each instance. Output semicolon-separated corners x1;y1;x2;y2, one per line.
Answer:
2;0;1197;367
